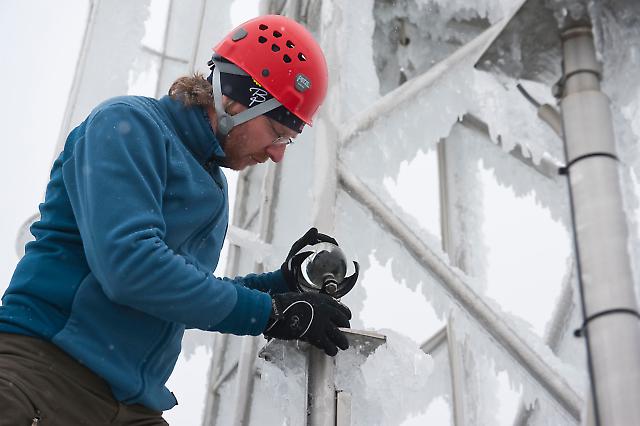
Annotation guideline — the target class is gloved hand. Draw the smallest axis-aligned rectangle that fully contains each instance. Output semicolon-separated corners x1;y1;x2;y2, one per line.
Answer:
263;292;351;356
281;227;338;292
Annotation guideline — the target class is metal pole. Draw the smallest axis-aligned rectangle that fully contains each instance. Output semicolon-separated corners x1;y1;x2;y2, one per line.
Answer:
307;348;337;426
305;1;343;424
420;327;447;355
231;162;281;425
232;336;260;425
558;22;640;425
437;136;468;425
446;315;467;426
202;166;249;425
306;109;339;426
335;391;351;426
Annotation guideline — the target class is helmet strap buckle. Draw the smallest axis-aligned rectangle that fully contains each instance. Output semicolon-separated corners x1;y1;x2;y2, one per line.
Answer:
210;57;283;139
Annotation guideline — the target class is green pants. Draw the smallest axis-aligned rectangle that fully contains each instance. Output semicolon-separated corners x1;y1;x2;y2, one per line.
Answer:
0;332;168;425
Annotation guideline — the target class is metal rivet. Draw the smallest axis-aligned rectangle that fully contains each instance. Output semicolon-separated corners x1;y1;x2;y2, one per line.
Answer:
231;28;247;42
262;69;270;77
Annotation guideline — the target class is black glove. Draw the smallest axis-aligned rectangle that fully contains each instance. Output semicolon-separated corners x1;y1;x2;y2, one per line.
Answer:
281;227;338;292
263;292;352;356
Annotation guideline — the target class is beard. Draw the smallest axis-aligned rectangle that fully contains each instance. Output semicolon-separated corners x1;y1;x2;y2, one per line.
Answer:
216;137;239;170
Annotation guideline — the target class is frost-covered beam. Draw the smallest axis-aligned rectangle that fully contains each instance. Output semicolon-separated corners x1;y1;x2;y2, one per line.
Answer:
155;0;178;97
210;357;238;393
421;324;468;425
189;0;208;73
154;0;219;97
338;163;583;420
512;262;575;426
544;264;575;352
141;45;188;64
201;334;229;426
225;225;273;260
339;23;501;147
460;114;562;180
56;0;150;154
336;22;562;180
420;327;447;354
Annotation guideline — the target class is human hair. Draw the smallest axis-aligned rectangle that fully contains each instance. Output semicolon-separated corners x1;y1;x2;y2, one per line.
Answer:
168;72;214;107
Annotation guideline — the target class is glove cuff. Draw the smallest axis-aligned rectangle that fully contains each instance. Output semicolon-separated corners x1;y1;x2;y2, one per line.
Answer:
280;261;296;292
264;297;281;333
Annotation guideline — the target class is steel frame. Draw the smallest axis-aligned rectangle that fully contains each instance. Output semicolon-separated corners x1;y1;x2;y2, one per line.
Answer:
338;163;582;420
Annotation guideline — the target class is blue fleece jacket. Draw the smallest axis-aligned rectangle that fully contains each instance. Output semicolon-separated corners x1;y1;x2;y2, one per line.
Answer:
0;95;288;411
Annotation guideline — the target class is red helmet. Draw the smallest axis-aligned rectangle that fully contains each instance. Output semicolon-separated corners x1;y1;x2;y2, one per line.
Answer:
214;15;328;126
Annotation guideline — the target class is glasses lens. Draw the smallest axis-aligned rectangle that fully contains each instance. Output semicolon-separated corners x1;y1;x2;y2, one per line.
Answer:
273;136;293;146
267;118;294;146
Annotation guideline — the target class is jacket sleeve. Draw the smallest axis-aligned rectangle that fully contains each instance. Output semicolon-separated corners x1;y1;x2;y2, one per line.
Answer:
62;103;271;336
220;270;290;294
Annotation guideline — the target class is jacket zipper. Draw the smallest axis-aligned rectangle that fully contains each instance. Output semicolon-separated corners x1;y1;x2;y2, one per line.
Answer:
184;163;227;255
31;411;41;425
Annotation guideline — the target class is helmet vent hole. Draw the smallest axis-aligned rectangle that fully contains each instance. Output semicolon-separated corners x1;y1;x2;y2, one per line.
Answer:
259;24;268;30
258;36;267;44
283;54;292;63
271;44;281;52
298;53;307;61
286;40;295;48
273;30;282;38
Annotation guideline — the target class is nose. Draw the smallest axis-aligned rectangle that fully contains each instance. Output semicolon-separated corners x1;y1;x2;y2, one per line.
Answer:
265;143;286;163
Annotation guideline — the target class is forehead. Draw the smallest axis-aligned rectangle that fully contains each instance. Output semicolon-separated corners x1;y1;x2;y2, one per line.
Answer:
269;117;299;138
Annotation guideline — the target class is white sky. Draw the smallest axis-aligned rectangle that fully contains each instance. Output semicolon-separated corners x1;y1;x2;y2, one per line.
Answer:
0;1;576;425
0;0;88;288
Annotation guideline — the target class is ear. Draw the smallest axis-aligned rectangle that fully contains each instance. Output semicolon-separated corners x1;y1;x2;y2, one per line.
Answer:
202;105;219;135
222;96;235;111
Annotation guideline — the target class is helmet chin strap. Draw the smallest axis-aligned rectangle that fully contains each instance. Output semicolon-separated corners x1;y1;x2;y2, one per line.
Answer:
210;57;282;139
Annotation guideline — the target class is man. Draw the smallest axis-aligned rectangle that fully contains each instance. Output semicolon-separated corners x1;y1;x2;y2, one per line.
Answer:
0;15;352;425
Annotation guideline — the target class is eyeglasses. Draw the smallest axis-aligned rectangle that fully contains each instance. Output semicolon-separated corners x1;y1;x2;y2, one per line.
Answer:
267;119;294;146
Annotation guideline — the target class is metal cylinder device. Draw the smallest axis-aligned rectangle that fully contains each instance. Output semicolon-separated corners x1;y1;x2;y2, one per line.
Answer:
290;242;359;299
303;244;348;295
558;21;640;426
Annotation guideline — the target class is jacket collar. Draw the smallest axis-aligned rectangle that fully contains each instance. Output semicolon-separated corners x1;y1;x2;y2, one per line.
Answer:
158;95;226;164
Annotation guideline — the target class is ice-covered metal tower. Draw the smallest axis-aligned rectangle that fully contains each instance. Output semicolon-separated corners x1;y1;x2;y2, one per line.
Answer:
204;0;640;424
16;0;640;424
